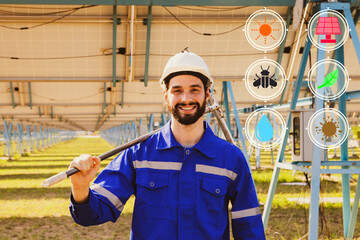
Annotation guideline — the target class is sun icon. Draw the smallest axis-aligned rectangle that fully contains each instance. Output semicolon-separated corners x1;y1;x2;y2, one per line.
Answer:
315;116;343;140
245;9;286;51
251;16;280;45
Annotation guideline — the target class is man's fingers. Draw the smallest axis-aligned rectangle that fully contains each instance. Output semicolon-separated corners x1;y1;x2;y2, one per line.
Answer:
70;159;83;171
94;156;101;165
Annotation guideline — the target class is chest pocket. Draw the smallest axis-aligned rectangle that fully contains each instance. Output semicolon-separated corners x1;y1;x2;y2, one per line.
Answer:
199;177;228;226
135;171;169;220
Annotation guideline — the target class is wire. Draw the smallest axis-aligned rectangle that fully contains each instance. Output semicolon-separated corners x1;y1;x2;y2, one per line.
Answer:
0;51;274;61
0;5;77;10
0;54;108;61
31;92;102;102
0;5;97;30
0;8;79;16
176;6;247;12
163;7;244;36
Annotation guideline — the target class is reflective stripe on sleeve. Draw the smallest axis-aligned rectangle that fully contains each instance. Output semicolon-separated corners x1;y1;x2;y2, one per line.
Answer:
196;164;238;181
231;207;261;219
90;184;124;212
133;160;182;171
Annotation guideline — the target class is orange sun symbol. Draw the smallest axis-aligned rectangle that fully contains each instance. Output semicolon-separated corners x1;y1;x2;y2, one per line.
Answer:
315;116;343;141
251;16;280;44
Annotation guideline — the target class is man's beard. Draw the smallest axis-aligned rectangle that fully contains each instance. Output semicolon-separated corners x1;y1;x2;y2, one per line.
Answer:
169;98;207;125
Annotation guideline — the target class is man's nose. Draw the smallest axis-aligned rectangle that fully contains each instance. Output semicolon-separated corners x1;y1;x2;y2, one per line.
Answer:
180;91;192;103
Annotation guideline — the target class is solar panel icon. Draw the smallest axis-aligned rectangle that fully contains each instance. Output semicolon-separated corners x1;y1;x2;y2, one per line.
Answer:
315;17;341;43
308;9;349;51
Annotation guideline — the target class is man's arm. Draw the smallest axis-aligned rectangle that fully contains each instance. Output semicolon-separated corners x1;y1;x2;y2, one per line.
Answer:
70;154;101;204
230;155;266;240
69;150;135;226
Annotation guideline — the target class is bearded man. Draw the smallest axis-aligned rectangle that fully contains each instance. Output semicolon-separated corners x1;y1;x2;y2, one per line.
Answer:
69;49;265;240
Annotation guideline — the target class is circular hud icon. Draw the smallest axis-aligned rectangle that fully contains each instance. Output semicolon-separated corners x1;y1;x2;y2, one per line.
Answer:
244;108;286;149
307;108;349;149
244;8;287;51
244;58;287;101
308;9;349;51
307;59;349;101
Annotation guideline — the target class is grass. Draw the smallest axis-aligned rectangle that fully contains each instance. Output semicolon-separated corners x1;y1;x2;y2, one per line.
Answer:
0;137;359;239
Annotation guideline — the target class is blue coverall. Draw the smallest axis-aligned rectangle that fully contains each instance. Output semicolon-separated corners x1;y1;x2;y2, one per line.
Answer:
70;121;265;240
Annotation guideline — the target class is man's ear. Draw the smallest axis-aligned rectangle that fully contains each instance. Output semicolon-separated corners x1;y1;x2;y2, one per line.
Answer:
163;90;168;102
205;87;211;101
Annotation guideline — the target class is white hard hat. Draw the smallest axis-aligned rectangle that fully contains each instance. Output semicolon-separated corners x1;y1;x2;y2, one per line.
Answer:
159;48;214;90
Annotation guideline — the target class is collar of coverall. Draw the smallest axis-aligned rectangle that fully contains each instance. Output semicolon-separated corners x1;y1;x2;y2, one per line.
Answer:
156;121;216;159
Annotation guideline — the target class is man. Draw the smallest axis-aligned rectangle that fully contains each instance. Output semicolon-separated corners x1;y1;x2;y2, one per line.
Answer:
69;49;265;239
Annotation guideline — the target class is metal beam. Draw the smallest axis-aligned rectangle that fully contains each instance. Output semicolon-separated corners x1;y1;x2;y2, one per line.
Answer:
337;44;351;238
112;3;118;88
28;82;32;109
346;90;360;100
9;82;16;108
280;2;310;104
144;4;152;87
0;0;297;6
222;81;231;131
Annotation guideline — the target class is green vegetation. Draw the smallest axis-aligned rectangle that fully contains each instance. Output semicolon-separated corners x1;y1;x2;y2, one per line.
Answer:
0;137;359;239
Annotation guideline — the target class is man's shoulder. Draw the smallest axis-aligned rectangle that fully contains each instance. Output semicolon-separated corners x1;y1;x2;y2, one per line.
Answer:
212;135;242;152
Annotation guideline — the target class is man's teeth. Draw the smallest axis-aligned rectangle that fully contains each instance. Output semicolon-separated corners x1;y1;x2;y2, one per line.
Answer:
180;106;196;110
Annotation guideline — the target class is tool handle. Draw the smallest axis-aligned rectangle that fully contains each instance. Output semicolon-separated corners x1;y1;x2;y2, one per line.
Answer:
41;168;79;187
41;128;161;188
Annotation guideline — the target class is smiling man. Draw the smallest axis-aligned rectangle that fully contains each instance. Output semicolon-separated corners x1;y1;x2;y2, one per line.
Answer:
69;49;265;240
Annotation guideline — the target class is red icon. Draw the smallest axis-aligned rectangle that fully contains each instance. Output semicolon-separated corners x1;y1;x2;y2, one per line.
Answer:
315;17;341;43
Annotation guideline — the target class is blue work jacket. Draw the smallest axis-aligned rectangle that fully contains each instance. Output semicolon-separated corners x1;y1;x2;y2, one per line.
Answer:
70;121;265;240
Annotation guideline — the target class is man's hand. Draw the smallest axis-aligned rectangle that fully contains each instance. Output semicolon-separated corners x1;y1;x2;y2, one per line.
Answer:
69;154;101;204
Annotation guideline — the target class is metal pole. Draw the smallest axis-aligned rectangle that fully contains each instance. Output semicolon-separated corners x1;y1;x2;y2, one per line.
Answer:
112;3;117;87
144;4;152;87
308;34;326;240
337;44;351;237
346;174;360;239
227;81;249;160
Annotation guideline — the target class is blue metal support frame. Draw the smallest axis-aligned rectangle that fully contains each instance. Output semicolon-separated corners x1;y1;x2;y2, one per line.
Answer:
264;3;360;238
39;126;44;149
16;123;24;155
28;82;32;109
112;2;118;87
308;43;326;240
103;82;107;115
34;126;39;150
263;35;312;228
226;81;248;160
144;4;152;87
148;114;154;132
222;82;232;132
3;121;13;158
337;44;351;238
121;81;124;108
160;113;166;127
9;82;16;109
347;173;360;239
26;125;32;152
278;6;293;105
